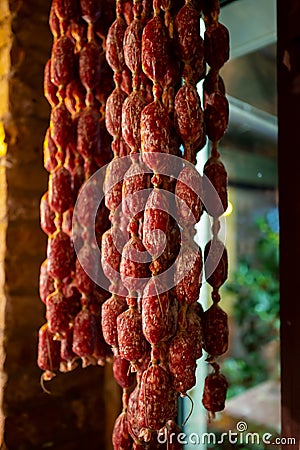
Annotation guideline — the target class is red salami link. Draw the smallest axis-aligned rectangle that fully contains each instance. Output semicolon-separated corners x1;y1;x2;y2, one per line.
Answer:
102;294;127;348
123;19;143;75
37;323;61;373
101;226;126;284
47;229;75;280
120;235;150;294
79;41;102;91
72;308;97;358
142;15;169;83
44;59;59;107
50;103;73;152
142;278;170;345
204;22;230;71
175;165;202;226
118;210;130;241
127;383;141;440
77;107;101;159
105;87;128;139
202;303;228;357
183;37;205;85
73;178;99;229
65;79;86;114
40;192;56;236
202;367;228;414
113;355;135;389
104;156;130;211
203;69;225;107
106;17;127;74
138;364;173;439
43;128;58;173
75;244;98;295
174;84;204;149
122;159;151;221
117;307;148;362
112;412;133;450
203;157;228;217
174;3;201;62
39;260;55;304
204;238;228;289
48;165;74;214
186;304;203;360
122;91;147;153
168;331;196;394
204;92;229;142
64;143;76;174
46;289;70;334
174;241;203;305
143;188;169;259
141;100;172;173
51;35;75;87
60;326;77;370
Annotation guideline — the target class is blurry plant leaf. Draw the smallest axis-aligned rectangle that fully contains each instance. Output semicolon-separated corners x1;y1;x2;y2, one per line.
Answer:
224;216;279;397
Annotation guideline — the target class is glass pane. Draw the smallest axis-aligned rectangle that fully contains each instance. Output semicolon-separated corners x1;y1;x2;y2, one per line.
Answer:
205;1;280;448
182;2;279;449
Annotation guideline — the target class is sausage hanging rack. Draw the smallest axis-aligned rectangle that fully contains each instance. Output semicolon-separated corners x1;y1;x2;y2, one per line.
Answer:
38;0;230;447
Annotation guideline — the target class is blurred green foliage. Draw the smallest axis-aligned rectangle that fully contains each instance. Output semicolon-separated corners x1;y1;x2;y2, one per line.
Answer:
207;216;279;450
223;216;279;398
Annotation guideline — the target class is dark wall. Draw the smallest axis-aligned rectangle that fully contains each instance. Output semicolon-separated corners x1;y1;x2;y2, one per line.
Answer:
2;1;118;448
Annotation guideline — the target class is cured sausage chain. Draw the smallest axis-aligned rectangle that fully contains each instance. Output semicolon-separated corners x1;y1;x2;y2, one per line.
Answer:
38;0;230;446
201;0;229;417
38;0;115;381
